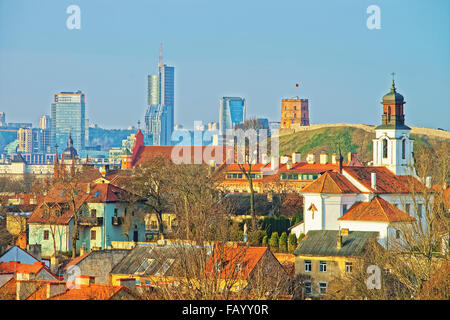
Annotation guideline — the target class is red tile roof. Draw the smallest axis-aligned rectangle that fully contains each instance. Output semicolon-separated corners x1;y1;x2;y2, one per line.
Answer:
300;171;360;194
133;145;234;167
338;196;416;222
205;244;268;280
0;261;47;275
49;283;129;300
343;166;424;194
28;181;138;225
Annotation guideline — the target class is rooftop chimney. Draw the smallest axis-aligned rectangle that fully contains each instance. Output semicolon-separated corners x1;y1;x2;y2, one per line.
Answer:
86;183;91;194
331;153;337;165
75;275;95;287
371;172;377;190
280;155;290;164
306;153;315;164
286;159;292;170
292;152;301;164
336;234;342;249
425;176;432;188
320;152;328;164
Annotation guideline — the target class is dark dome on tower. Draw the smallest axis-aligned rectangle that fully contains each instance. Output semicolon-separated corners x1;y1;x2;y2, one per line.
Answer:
382;80;404;103
62;133;78;158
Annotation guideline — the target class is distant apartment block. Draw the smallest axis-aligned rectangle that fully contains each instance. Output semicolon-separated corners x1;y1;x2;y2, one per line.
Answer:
281;97;309;129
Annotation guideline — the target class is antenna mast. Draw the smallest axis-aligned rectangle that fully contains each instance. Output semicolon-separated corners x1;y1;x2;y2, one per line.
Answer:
158;43;163;68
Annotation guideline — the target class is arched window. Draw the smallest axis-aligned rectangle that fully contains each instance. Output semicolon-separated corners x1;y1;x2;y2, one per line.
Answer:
387;106;391;122
382;139;388;158
402;139;406;159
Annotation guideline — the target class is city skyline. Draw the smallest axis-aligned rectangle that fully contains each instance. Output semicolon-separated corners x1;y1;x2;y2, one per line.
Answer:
0;0;449;131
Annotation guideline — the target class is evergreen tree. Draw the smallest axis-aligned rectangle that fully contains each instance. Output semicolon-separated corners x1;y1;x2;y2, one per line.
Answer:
288;233;298;253
269;232;279;252
279;232;288;253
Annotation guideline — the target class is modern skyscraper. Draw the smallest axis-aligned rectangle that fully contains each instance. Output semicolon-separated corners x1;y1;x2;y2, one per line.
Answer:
145;45;175;145
0;112;5;127
51;91;86;153
219;97;246;135
145;104;171;146
39;115;51;130
17;127;33;153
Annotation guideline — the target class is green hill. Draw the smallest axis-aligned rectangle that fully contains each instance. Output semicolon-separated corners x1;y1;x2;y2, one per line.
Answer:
276;125;449;163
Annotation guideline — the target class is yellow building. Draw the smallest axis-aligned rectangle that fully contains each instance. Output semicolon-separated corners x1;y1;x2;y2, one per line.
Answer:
293;229;379;297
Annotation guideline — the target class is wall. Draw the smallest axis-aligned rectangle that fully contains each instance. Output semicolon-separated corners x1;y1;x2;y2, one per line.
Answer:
295;254;358;297
64;249;130;285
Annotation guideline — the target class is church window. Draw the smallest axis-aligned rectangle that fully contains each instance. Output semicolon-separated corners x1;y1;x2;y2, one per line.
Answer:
382;139;388;158
402;139;406;159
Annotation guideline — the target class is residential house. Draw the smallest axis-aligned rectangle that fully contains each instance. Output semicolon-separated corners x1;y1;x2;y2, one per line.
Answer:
61;249;130;284
110;244;208;288
27;180;148;258
293;230;379;298
205;243;291;293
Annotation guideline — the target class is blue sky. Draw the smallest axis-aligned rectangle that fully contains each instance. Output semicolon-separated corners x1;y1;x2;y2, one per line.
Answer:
0;0;449;130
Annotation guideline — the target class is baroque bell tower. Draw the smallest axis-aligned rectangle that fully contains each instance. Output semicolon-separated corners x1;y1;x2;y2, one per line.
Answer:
372;75;415;176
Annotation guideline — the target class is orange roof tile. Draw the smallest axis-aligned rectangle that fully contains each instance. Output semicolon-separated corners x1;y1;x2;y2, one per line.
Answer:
28;181;139;225
343;166;424;194
300;171;360;194
49;283;128;300
133;145;234;166
0;261;46;275
338;196;416;222
205;244;268;280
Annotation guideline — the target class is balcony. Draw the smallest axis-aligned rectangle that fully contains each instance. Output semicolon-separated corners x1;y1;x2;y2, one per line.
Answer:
78;216;103;227
112;216;122;226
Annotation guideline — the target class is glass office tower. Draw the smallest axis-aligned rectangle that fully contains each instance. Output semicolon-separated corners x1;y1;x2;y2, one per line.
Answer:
146;55;175;145
51;91;85;153
219;97;246;135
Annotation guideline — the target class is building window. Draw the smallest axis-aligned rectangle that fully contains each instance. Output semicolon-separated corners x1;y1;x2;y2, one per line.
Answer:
114;208;118;217
382;139;388;158
304;260;312;272
319;261;327;272
402;139;406;159
90;209;97;218
318;282;327;295
417;204;423;218
304;282;312;295
342;204;348;215
395;230;401;239
43;230;49;240
151;220;157;229
90;230;96;240
405;203;410;214
345;262;353;273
